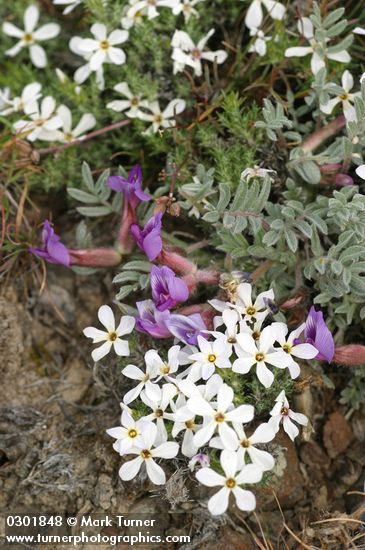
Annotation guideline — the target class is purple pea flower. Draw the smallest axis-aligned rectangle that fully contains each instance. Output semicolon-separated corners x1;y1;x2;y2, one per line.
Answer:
151;265;189;311
107;164;151;208
167;313;207;346
29;220;70;267
130;213;163;261
303;306;334;362
135;299;172;339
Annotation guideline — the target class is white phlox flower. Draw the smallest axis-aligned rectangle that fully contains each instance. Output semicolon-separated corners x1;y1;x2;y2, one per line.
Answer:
189;335;232;380
320;70;360;122
119;422;179;485
271;322;318;379
196;449;263;515
268;390;308;441
55;105;96;143
145;346;180;382
171;29;227;77
76;24;128;71
210;308;242;355
69;36;105;89
187;383;254;450
245;0;285;30
138;99;186;135
125;0;177;21
248;28;271;56
140;383;177;445
13;96;62;142
0;82;42;117
233;325;293;388
172;0;203;20
122;351;161;404
211;422;276;471
106;410;151;455
285;17;351;75
107;82;150;118
3;5;60;68
83;305;135;362
231;282;274;322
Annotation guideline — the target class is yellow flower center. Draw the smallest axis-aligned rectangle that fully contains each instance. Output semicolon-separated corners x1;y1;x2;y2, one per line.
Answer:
128;429;137;439
23;33;33;44
64;132;74;142
215;412;225;423
282;344;292;354
192;48;201;59
227;337;236;344
185;420;194;430
108;331;118;342
225;478;236;489
100;40;109;50
141;449;151;459
281;407;289;416
155;408;164;418
252;330;261;341
161;364;170;375
255;352;265;362
246;306;256;316
154;114;163;123
130;97;139;106
208;354;217;363
340;93;349;100
240;439;250;448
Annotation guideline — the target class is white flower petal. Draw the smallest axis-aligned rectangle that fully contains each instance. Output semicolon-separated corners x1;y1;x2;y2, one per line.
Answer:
25;5;39;33
145;458;166;484
29;44;47;68
208;487;230;515
98;305;115;331
91;341;112;362
119;456;142;480
232;487;256;511
33;23;60;41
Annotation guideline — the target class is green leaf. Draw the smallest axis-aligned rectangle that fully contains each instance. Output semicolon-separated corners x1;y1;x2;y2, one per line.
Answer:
122;260;151;272
284;228;298;253
76;205;113;217
112;271;141;284
67;188;99;204
82;162;94;192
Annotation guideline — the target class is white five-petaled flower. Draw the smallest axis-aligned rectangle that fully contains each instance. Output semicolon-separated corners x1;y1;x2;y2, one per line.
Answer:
106;410;151;455
171;29;227;77
233;326;293;388
3;5;60;68
285;17;351;75
320;70;360;122
55;105;96;143
83;305;135;362
272;322;318;379
196;450;263;515
76;23;129;71
172;0;203;20
119;422;179;485
211;422;276;471
0;82;42;117
69;36;105;90
13;96;62;142
231;282;274;322
248;28;271;57
245;0;285;30
107;82;150;118
125;0;177;21
187;383;254;450
268;390;308;441
138;99;186;135
211;309;241;355
189;335;232;380
172;412;199;457
53;0;84;14
145;346;180;382
122;351;161;404
140;383;177;445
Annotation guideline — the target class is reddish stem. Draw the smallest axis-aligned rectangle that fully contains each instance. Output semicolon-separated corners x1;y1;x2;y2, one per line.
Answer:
301;116;346;154
118;201;136;254
333;345;365;366
69;248;122;267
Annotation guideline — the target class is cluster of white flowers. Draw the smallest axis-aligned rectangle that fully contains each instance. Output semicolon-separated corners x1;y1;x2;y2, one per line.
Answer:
244;0;286;57
1;83;96;143
84;283;315;515
121;0;202;29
